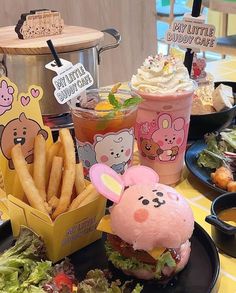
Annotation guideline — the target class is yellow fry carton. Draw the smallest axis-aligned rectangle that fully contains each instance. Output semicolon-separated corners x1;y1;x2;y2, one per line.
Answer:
0;76;106;262
7;191;106;262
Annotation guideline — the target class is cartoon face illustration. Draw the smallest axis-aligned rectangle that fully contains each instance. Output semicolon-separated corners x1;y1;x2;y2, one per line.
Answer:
94;129;134;174
77;143;97;169
0;80;14;116
111;183;193;250
0;112;48;169
141;122;150;135
152;114;185;162
90;164;194;251
191;56;206;79
140;137;163;160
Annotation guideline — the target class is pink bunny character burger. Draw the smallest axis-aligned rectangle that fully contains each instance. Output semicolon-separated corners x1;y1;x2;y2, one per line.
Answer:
89;164;194;281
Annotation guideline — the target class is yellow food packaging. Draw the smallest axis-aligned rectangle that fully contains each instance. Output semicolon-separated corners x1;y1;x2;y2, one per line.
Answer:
0;76;106;262
7;186;106;262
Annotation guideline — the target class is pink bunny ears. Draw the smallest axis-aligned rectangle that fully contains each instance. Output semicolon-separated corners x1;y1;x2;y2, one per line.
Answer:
89;164;159;203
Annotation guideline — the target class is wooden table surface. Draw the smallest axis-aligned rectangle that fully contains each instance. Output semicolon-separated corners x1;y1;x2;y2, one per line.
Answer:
206;58;236;82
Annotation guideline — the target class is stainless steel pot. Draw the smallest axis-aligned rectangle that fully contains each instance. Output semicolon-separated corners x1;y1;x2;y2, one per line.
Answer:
0;28;121;117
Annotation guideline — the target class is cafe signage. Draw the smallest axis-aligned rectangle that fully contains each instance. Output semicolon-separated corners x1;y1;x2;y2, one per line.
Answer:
165;14;216;51
46;58;94;104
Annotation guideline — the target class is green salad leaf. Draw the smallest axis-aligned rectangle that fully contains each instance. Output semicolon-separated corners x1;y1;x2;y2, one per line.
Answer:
0;228;51;293
78;269;143;293
197;132;233;169
220;129;236;149
23;286;45;293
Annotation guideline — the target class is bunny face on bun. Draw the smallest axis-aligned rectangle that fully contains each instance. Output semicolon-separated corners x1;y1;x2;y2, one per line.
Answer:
90;164;194;281
110;183;194;251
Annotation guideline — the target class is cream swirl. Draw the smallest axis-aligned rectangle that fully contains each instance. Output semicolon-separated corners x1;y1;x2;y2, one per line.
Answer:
131;54;194;94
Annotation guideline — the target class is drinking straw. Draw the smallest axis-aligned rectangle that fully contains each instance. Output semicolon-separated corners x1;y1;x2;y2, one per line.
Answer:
46;39;62;67
184;0;202;75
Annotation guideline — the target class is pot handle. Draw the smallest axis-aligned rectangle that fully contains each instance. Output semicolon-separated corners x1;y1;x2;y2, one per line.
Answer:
98;28;121;64
0;55;7;76
205;215;236;235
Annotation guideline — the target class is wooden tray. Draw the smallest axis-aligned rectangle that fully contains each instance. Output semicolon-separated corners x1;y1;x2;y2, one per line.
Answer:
0;25;104;55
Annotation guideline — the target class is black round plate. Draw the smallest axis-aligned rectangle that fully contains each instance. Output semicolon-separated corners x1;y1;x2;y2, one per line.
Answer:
0;221;219;293
185;140;225;194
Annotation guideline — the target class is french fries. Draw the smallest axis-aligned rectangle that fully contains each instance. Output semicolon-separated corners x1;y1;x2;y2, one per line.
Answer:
11;144;49;214
52;129;76;219
33;134;47;200
45;141;61;186
12;128;99;220
47;156;63;200
68;184;98;211
57;144;64;158
48;195;59;209
75;163;86;194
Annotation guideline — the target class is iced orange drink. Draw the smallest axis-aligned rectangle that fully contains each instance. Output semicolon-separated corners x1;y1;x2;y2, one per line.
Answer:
131;54;196;185
68;87;139;178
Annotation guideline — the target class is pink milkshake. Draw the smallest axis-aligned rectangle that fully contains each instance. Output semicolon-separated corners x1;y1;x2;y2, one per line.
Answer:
131;54;195;185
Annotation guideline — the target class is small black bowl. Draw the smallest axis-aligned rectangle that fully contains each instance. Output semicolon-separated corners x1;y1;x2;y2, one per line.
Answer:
205;192;236;258
188;81;236;140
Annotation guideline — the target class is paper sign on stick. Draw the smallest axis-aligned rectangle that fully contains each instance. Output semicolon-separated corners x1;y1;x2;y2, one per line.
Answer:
46;58;94;104
165;13;216;51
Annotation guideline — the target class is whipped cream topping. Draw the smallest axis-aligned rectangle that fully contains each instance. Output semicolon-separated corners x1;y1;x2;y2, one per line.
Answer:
131;54;194;94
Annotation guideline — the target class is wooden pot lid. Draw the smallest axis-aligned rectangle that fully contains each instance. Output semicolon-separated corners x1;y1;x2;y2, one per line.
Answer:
0;25;104;55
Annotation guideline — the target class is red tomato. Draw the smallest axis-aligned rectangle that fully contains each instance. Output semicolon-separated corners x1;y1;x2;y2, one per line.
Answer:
53;273;73;291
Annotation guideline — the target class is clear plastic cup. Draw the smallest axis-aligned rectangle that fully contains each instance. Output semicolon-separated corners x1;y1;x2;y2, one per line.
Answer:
68;89;138;178
133;83;196;186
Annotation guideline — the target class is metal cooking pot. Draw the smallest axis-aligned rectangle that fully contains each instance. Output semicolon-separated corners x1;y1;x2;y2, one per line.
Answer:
0;27;121;117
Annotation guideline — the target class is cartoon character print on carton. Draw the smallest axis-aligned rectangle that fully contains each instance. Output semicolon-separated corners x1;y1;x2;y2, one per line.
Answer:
140;137;163;160
94;129;134;174
0;80;14;116
0;112;48;169
77;143;97;178
152;113;185;162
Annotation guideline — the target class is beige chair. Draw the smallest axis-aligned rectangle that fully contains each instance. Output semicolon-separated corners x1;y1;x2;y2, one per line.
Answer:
156;0;191;52
202;0;236;57
156;0;191;26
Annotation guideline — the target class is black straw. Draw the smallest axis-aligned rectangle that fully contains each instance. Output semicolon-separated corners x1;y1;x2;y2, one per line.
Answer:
47;39;62;67
184;0;202;75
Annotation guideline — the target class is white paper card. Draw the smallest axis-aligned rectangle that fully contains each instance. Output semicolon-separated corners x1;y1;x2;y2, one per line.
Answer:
46;59;94;104
165;13;216;51
45;58;72;73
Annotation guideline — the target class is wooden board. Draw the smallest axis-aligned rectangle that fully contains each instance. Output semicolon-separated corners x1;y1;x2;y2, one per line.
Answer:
0;25;104;55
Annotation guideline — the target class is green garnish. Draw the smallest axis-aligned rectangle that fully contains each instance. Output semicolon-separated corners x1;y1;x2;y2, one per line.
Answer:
96;85;143;131
108;92;143;110
108;92;122;110
123;97;143;108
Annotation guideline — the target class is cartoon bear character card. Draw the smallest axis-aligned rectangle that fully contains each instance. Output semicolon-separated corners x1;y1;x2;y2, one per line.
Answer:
0;76;52;198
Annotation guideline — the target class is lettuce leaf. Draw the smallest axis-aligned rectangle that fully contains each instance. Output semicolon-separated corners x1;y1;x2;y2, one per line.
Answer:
23;286;45;293
78;269;143;293
131;284;144;293
220;129;236;150
0;228;51;293
105;241;176;280
21;261;51;289
197;132;230;169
